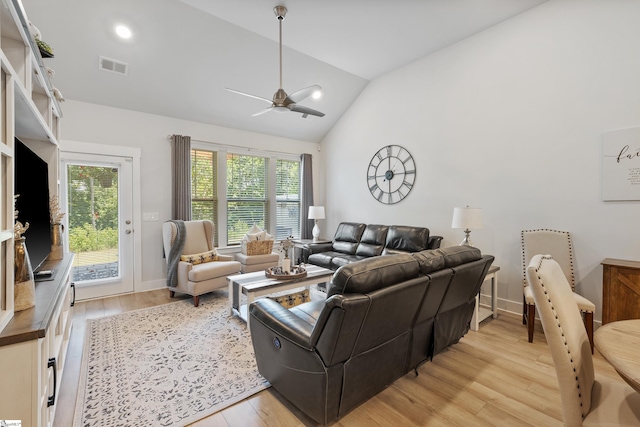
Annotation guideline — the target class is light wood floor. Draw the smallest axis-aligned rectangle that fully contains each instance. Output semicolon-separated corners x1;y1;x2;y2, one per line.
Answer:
53;289;626;427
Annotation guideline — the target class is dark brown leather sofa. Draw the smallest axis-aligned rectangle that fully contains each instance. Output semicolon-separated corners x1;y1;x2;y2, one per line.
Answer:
305;222;443;270
249;246;494;425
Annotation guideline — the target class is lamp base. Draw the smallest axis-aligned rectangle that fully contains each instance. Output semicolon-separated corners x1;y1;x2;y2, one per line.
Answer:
312;221;320;241
459;229;475;247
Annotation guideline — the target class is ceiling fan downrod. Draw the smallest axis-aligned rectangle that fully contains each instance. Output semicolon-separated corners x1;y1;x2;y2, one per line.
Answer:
274;6;287;91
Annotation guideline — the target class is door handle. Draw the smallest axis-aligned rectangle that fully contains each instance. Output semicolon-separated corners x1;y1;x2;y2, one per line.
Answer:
47;357;57;407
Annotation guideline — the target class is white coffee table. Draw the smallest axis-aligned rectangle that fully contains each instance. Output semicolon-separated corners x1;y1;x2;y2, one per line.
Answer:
227;264;334;331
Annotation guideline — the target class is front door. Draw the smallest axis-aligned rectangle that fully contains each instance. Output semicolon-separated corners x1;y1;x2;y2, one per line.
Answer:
60;152;134;300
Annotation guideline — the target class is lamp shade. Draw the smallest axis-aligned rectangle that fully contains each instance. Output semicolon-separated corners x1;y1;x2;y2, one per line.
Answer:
451;207;483;230
308;206;325;220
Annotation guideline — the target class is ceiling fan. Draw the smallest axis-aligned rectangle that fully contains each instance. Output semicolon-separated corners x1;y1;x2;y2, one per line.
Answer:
225;5;325;119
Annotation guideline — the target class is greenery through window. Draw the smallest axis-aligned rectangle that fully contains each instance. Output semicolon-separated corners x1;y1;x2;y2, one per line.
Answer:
67;165;119;252
191;149;218;244
227;153;268;245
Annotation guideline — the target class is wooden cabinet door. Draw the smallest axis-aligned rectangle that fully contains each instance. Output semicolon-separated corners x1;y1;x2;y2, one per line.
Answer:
602;259;640;324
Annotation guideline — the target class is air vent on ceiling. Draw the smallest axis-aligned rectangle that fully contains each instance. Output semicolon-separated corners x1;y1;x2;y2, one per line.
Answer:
99;56;128;76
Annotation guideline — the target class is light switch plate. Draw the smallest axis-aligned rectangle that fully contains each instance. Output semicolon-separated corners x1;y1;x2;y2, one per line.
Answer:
142;212;159;221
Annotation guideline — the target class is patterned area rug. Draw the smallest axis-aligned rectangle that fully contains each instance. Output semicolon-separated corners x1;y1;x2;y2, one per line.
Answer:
73;291;270;426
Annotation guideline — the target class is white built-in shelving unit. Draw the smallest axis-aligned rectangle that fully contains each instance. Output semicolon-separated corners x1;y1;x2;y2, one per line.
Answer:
0;0;71;425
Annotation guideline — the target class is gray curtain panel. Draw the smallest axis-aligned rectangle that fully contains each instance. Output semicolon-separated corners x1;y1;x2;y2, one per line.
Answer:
300;153;314;239
171;134;192;221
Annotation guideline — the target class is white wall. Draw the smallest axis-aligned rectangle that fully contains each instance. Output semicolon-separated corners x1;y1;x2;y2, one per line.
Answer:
321;0;640;322
60;100;322;291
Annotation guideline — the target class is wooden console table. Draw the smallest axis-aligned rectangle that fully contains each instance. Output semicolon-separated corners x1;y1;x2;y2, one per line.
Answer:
602;258;640;324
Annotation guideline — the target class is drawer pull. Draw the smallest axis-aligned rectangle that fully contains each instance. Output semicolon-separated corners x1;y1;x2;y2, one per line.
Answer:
47;357;57;407
70;283;76;307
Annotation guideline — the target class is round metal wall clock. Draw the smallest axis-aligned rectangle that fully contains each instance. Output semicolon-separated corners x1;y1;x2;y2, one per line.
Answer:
367;144;416;205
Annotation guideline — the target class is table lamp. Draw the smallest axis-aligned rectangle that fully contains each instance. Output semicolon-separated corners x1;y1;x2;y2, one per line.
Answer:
308;206;325;241
451;206;483;247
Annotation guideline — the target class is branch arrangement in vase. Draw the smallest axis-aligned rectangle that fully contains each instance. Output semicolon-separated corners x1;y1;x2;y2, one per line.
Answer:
50;195;65;224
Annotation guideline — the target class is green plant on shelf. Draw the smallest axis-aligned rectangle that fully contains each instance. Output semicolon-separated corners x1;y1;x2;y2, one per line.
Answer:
35;37;53;56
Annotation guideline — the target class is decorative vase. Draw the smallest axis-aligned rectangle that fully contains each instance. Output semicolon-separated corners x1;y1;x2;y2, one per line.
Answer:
50;222;64;260
282;257;291;273
14;237;35;311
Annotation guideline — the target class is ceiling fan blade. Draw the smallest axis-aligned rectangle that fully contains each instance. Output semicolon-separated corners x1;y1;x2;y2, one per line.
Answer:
289;104;325;118
252;106;274;117
287;85;321;103
225;87;273;105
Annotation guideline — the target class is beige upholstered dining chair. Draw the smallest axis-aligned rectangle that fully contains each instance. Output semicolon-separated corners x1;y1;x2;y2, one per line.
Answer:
162;220;241;307
526;255;640;426
521;229;595;352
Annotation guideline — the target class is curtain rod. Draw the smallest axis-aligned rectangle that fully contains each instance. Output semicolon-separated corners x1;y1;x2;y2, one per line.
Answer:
167;134;308;157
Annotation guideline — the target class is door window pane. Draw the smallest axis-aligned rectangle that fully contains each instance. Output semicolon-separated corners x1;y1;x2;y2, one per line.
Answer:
66;165;119;282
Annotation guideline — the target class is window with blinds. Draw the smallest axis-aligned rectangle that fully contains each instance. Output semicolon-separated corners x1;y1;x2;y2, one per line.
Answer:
227;153;268;245
276;159;300;240
191;149;219;244
190;148;302;247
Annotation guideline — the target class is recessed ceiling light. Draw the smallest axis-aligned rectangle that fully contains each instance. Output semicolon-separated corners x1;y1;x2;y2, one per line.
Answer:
312;89;322;100
115;25;132;39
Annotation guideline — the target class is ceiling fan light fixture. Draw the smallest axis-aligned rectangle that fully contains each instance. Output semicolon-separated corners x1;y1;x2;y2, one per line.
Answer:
225;4;325;119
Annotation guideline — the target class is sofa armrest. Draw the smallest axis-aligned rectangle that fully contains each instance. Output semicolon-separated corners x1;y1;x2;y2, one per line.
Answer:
428;236;443;249
305;242;333;255
217;254;234;262
249;299;315;350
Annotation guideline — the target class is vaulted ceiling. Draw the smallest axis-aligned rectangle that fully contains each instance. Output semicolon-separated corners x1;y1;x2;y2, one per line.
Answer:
23;0;547;143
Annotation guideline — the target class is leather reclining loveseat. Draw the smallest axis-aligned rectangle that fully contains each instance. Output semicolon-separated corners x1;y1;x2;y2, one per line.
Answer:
249;245;494;425
305;222;443;270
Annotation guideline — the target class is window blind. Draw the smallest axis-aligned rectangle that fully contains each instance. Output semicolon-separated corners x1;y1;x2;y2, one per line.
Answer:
227;153;268;245
191;149;219;244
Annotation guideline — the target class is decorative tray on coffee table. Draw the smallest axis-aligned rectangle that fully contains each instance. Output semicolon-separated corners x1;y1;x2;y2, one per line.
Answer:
265;265;307;280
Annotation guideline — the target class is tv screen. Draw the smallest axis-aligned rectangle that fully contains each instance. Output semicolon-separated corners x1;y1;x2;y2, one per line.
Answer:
14;138;52;272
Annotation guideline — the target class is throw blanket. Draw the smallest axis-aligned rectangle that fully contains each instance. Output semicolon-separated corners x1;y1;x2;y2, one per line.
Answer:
166;220;186;287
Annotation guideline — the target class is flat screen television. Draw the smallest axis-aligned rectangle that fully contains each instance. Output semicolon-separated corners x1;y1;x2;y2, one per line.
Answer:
14;138;52;273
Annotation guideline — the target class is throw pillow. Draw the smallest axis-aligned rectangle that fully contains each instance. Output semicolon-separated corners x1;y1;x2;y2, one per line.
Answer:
267;289;311;308
180;249;218;265
245;230;267;241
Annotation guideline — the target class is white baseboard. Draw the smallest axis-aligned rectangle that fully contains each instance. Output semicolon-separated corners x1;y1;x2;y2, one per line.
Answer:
136;279;166;293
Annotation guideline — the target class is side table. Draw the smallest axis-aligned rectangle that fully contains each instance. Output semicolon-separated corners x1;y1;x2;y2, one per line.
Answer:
292;238;331;264
601;258;640;323
470;265;500;331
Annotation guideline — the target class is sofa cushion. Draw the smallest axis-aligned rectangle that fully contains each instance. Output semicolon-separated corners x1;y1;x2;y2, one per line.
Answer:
411;250;446;274
332;222;366;255
188;260;241;282
308;251;344;269
328;253;419;297
331;254;365;270
382;225;430;255
355;224;389;257
434;246;482;268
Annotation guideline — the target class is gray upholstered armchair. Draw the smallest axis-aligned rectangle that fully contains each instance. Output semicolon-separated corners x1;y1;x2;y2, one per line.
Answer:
162;220;241;306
